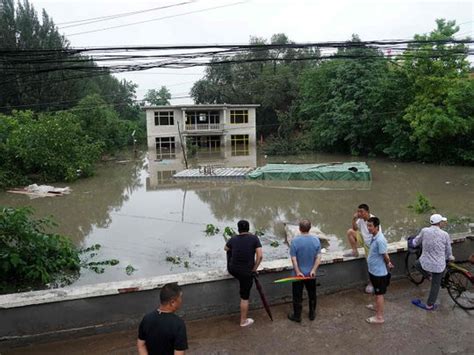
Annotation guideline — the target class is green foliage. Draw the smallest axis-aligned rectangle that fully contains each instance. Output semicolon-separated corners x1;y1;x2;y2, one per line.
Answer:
270;240;280;247
190;33;319;137
0;206;81;293
144;86;172;105
223;226;236;239
254;228;265;236
399;19;474;163
125;264;137;275
204;223;220;236
0;1;140;121
186;138;198;157
1;110;103;185
166;256;182;264
408;193;435;214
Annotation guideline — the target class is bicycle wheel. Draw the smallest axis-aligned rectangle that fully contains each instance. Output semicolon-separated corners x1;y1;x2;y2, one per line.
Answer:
445;270;474;310
405;252;424;285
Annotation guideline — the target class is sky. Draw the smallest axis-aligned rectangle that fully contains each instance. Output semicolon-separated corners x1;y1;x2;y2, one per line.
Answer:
28;0;474;103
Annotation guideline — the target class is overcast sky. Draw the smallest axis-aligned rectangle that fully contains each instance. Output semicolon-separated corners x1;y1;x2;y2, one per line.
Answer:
29;0;473;103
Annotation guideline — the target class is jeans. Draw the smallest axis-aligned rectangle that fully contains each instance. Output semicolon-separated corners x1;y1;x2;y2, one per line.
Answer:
415;260;444;306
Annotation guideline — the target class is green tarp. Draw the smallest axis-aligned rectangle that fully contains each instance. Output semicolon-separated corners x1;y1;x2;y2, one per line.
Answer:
246;162;371;181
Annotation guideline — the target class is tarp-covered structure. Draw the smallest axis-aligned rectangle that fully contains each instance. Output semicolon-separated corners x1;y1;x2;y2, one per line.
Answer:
246;162;371;181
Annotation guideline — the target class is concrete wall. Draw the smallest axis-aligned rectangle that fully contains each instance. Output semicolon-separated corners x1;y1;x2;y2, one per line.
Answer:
1;235;472;350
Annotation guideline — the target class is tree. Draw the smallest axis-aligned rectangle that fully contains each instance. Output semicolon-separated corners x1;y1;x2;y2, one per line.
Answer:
399;19;473;163
144;86;171;105
190;34;319;137
298;35;394;155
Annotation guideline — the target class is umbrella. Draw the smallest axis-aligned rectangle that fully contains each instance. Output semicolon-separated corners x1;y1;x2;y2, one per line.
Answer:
273;276;315;284
253;274;273;321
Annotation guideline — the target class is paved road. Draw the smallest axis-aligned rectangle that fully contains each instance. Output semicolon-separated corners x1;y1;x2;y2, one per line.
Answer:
5;279;473;354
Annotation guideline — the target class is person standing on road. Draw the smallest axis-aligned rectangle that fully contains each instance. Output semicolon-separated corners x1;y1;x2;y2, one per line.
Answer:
411;214;454;311
287;219;322;322
224;220;263;327
365;217;393;324
137;283;188;355
345;203;381;293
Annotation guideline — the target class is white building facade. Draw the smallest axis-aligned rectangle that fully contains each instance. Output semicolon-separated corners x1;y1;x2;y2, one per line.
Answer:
145;104;259;159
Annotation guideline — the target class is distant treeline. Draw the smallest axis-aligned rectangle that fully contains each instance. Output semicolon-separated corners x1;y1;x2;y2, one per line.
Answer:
0;0;144;188
191;20;474;165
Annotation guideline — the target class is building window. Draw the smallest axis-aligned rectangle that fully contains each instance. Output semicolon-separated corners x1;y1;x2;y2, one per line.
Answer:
155;137;176;158
154;111;174;126
230;110;248;124
231;134;249;156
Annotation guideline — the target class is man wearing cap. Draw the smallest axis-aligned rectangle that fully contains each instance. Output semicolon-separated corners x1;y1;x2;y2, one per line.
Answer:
411;214;454;311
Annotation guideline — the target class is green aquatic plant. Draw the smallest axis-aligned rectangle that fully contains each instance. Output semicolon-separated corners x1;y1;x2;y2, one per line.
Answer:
408;193;435;214
270;240;280;248
223;226;236;239
126;264;137;275
204;223;220;236
255;228;266;236
166;256;181;264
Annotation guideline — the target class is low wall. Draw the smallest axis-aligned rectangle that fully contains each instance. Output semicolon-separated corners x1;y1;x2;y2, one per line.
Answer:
0;234;472;350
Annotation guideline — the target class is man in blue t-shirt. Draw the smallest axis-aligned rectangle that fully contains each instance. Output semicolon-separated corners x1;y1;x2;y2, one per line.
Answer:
366;217;394;324
288;219;321;322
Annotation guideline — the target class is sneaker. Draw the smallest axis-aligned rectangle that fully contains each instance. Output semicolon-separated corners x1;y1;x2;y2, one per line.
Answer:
287;313;301;323
240;318;254;327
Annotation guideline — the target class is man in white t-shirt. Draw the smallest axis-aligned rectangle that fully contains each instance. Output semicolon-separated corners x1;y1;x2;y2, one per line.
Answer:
345;204;380;258
345;204;381;293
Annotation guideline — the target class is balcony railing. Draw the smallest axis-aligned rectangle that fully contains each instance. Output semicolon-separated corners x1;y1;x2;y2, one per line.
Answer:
185;123;224;131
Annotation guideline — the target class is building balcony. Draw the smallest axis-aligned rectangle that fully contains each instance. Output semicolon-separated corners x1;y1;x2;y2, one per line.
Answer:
184;123;225;134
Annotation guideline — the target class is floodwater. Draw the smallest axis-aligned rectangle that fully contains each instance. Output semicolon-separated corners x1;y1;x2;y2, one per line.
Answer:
1;146;473;286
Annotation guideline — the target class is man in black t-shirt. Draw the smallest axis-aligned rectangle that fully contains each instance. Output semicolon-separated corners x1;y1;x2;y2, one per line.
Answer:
224;220;263;327
137;283;188;355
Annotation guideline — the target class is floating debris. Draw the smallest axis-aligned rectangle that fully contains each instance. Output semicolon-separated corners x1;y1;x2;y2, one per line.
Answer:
7;184;72;199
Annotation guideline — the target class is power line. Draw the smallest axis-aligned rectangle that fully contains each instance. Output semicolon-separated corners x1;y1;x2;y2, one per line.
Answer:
57;1;196;29
65;1;249;37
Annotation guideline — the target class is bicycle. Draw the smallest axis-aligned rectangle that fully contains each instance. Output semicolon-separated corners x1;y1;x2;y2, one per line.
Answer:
406;251;474;310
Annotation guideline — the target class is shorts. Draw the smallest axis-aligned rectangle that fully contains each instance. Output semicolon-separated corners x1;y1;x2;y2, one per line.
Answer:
369;272;391;295
229;269;253;300
355;231;369;256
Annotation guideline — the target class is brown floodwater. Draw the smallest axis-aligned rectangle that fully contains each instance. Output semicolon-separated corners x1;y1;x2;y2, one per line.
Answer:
1;147;473;286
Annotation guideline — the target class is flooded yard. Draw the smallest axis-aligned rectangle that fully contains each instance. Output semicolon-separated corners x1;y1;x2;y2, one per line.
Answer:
1;147;473;286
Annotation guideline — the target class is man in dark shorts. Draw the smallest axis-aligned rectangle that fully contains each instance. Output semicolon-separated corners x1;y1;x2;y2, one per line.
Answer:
137;283;188;355
224;220;263;327
365;217;393;324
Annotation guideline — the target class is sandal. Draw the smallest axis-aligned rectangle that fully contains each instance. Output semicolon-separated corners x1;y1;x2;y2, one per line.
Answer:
411;299;438;311
365;304;376;311
366;316;384;324
240;318;254;327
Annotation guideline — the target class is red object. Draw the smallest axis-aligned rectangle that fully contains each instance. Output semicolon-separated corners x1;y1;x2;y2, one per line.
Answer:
253;275;273;321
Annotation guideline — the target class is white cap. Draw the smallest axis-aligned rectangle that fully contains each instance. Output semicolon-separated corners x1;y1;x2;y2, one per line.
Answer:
430;214;447;225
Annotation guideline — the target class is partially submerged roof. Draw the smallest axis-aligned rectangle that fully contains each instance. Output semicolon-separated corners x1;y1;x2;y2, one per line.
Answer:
143;104;260;110
246;162;371;181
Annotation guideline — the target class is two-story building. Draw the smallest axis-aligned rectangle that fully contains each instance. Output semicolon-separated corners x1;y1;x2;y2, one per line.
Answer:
144;104;259;159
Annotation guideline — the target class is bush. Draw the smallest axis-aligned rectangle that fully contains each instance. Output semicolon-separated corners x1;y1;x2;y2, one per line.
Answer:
1;110;103;185
0;206;81;293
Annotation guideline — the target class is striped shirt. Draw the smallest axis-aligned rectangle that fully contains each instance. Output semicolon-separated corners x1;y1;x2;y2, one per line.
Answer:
413;225;453;273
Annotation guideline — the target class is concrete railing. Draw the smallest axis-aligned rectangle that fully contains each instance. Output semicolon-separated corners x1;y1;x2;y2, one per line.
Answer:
0;233;472;349
185;123;224;131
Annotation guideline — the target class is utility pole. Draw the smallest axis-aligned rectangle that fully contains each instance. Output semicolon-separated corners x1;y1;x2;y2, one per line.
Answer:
177;121;188;169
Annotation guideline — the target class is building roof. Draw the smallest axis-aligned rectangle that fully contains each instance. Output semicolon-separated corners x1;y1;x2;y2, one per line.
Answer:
143;104;260;110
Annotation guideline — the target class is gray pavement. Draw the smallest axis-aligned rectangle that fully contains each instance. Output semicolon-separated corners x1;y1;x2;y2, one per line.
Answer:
4;279;473;355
